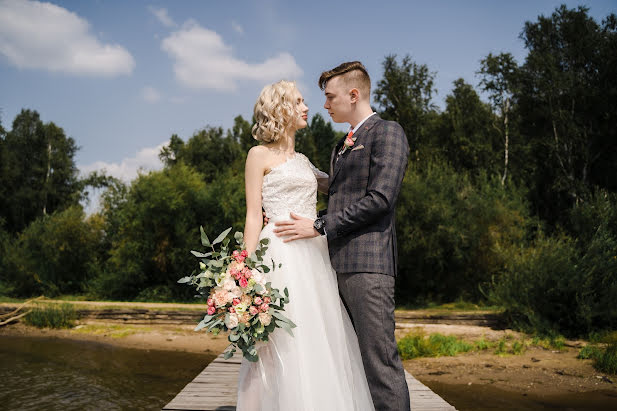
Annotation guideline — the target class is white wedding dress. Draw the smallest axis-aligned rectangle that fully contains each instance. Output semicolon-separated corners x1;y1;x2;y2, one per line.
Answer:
236;153;375;411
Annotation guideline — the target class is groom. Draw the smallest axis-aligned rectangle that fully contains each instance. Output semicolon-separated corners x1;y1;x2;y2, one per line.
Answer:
273;61;411;411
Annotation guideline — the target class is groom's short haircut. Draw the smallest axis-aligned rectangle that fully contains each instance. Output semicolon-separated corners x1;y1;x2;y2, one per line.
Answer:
319;61;371;97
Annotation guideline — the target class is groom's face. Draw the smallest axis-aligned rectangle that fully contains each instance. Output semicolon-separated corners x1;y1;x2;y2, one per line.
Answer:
323;76;352;124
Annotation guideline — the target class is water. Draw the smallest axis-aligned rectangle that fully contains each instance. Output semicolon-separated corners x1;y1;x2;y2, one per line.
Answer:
0;335;216;410
426;380;617;410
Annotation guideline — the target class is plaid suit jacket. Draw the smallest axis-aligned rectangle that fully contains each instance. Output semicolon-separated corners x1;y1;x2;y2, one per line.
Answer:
322;115;409;276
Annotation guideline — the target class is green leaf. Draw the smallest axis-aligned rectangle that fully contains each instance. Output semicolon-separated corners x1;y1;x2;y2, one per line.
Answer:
177;276;192;283
275;320;294;337
260;238;270;245
229;333;240;342
213;227;232;245
194;320;207;331
260;265;270;273
200;226;211;247
191;250;211;258
222;237;230;247
235;232;244;244
223;348;236;359
272;311;296;328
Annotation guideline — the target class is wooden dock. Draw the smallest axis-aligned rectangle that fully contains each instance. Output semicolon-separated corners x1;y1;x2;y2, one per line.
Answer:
163;350;456;411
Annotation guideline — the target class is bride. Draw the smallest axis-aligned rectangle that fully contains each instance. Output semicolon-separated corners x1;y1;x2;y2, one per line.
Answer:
236;80;375;411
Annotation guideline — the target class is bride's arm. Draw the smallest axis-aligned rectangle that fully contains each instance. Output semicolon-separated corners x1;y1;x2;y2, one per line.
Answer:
244;147;266;255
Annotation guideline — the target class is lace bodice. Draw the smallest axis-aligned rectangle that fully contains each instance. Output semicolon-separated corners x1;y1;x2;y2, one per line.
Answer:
262;153;327;221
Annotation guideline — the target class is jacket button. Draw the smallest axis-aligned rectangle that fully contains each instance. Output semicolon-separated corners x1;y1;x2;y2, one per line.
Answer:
329;189;336;196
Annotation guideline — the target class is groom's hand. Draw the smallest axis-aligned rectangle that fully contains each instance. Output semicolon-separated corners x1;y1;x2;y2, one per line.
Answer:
273;212;319;242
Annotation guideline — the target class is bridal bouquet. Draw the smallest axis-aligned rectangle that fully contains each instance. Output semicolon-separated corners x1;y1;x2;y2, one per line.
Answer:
178;226;296;362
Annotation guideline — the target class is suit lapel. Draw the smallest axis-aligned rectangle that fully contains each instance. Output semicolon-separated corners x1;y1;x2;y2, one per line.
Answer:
330;115;380;185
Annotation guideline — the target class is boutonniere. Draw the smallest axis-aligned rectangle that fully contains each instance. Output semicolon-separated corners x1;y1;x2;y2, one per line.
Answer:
338;131;356;156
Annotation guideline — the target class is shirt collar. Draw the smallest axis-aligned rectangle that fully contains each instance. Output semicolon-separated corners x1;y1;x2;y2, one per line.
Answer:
349;112;376;135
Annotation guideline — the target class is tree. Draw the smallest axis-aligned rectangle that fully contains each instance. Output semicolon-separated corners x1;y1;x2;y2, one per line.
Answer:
438;79;500;174
0;109;80;234
229;115;256;153
92;164;211;300
478;52;519;185
158;126;243;183
374;54;438;154
517;6;617;220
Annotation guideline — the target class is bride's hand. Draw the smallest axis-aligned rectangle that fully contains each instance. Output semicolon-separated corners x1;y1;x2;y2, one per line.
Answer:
273;213;319;242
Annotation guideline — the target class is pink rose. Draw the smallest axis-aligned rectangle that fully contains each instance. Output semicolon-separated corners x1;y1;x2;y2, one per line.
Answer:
241;250;248;258
241;295;252;306
249;306;259;315
213;289;229;307
260;303;269;312
239;277;249;288
207;306;216;315
232;250;240;258
253;296;263;305
258;312;272;326
263;297;271;304
228;307;236;313
345;137;355;147
207;298;214;307
232;298;241;306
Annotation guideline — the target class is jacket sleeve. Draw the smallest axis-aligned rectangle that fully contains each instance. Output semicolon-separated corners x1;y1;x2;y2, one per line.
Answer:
322;121;409;240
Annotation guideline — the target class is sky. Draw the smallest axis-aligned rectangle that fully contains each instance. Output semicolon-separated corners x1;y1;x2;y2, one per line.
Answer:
1;0;616;193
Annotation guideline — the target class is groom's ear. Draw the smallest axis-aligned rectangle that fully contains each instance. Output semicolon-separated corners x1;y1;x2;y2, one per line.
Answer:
349;88;360;103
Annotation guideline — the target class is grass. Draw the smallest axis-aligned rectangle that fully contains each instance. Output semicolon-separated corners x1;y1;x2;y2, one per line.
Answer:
397;299;502;312
578;331;617;375
0;296;25;303
397;330;473;360
24;303;77;328
398;330;569;360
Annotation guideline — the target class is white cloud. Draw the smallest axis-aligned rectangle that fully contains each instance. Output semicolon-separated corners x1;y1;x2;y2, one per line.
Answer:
79;141;168;183
148;6;176;28
161;21;302;91
0;0;135;76
142;86;161;103
231;21;244;35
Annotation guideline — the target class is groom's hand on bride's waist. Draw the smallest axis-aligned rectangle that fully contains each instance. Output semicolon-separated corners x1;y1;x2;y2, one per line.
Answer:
273;212;319;242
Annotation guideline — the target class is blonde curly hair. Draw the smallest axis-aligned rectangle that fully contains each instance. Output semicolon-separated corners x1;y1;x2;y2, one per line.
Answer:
252;80;300;143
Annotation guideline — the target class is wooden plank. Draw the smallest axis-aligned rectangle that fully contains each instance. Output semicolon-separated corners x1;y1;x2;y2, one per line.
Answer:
164;350;457;411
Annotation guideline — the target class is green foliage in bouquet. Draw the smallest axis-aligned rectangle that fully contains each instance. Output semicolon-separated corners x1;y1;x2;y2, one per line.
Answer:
178;227;295;362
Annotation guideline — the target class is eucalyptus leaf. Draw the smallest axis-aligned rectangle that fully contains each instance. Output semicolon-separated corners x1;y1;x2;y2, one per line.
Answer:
177;276;192;283
229;333;240;342
194;320;207;331
213;227;232;245
191;250;211;258
235;232;244;244
200;226;211;246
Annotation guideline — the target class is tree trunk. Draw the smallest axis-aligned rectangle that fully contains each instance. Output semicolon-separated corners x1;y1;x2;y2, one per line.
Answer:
43;140;51;215
501;98;510;186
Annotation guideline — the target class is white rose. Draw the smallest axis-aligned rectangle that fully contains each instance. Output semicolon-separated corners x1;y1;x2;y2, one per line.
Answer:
223;278;236;291
225;313;239;329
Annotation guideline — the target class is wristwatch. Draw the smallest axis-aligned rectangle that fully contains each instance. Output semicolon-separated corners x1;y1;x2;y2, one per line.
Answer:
313;217;326;235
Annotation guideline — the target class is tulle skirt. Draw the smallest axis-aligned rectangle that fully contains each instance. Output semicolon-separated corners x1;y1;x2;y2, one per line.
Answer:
236;216;375;411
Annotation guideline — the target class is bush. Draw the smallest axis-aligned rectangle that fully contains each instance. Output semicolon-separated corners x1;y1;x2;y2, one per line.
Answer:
24;303;77;328
91;163;216;301
488;189;617;337
2;206;104;297
395;159;531;303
